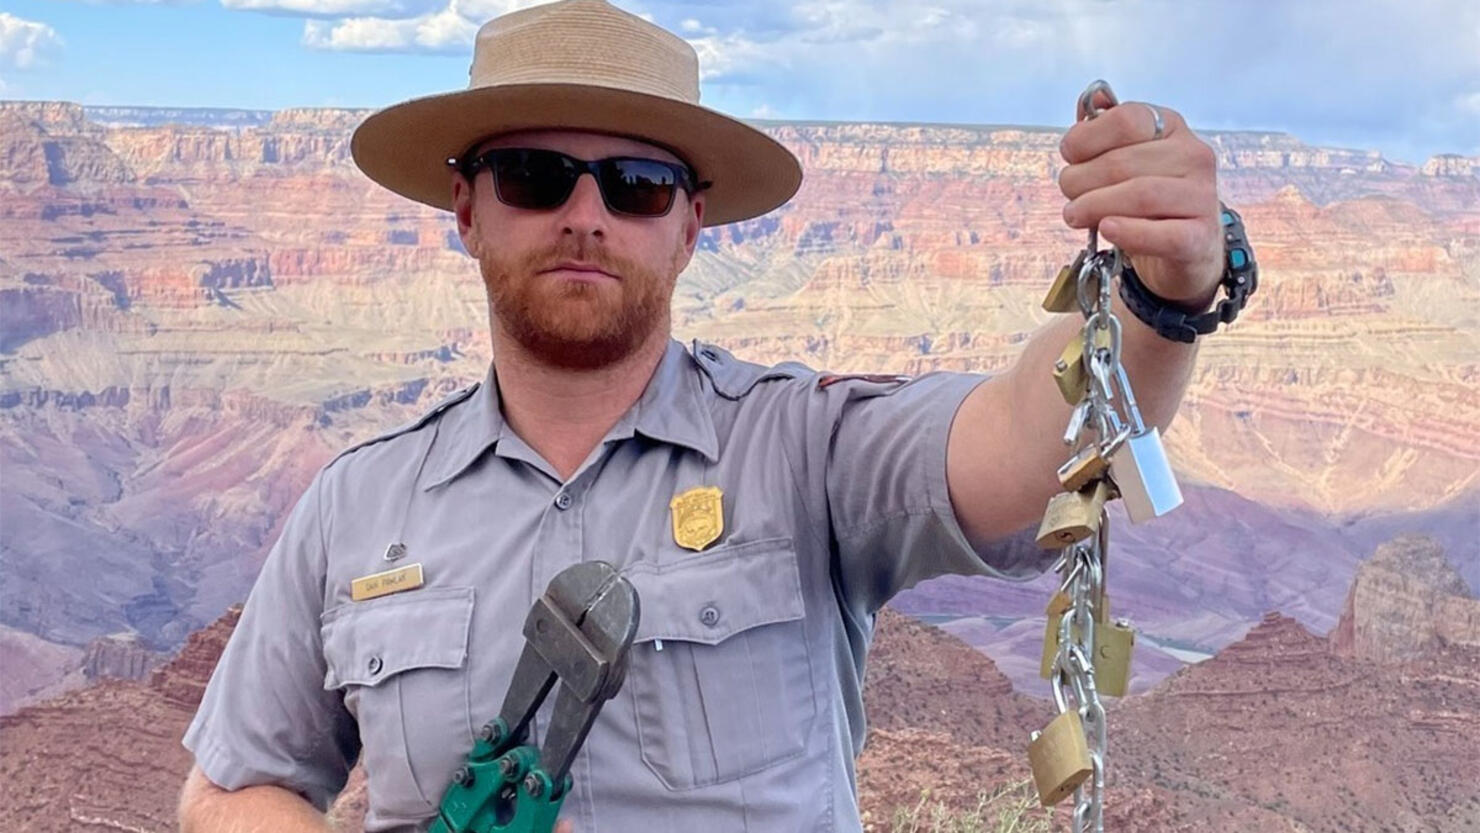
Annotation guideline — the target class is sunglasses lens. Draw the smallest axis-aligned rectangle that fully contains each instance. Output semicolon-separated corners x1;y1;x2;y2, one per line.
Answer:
491;149;576;210
478;150;688;217
600;159;678;216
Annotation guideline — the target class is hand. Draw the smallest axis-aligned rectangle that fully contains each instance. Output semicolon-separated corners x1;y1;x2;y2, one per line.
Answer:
556;822;574;833
1057;89;1223;311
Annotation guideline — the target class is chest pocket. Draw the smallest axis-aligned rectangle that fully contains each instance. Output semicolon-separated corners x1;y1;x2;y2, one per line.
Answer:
623;538;817;790
321;586;475;823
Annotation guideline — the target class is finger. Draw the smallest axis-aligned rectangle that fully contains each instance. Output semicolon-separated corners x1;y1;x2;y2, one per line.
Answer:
1099;216;1219;265
1061;101;1186;165
1064;175;1213;230
1057;138;1215;200
1081;87;1115;120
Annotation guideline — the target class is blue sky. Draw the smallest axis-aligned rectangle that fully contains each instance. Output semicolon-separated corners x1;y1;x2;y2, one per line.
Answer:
2;0;1477;165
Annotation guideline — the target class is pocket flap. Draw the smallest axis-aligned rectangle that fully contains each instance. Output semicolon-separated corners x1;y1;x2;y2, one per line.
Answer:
321;586;474;689
624;538;804;646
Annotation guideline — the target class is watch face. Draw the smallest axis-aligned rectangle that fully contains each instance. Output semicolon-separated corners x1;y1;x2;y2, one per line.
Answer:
1218;203;1257;315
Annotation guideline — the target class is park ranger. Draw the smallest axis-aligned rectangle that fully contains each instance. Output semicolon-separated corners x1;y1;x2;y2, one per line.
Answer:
177;1;1237;831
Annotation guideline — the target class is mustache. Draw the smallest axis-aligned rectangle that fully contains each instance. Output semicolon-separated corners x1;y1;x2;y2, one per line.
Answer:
521;240;632;280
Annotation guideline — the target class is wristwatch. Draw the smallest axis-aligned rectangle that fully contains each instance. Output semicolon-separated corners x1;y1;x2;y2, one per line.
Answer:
1117;202;1258;343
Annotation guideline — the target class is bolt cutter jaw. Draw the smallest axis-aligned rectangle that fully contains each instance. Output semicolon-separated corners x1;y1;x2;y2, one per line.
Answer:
433;562;640;833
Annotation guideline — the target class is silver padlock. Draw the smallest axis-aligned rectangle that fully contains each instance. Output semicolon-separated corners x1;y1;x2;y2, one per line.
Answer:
1109;426;1182;522
1103;361;1183;522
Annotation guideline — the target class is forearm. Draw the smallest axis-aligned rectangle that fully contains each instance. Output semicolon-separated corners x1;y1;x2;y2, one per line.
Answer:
951;87;1224;547
947;287;1200;544
1017;284;1202;482
178;767;334;833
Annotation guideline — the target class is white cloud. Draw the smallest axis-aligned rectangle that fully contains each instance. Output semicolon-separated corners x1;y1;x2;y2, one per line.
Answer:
680;18;714;35
299;0;560;53
225;0;444;18
688;30;787;83
663;0;1064;86
790;1;883;44
303;6;476;52
0;12;62;71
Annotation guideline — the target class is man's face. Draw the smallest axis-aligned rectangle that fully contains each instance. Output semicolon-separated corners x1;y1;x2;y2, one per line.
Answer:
451;130;705;370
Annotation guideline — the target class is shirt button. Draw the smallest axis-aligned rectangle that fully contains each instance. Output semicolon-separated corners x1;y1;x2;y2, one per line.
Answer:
554;492;573;510
699;605;720;627
368;656;383;675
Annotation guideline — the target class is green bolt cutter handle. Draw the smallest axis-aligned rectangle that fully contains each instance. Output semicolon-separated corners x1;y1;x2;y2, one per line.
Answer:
432;561;640;833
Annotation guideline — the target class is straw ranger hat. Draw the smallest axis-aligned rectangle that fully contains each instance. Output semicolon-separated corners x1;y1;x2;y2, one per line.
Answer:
350;0;803;227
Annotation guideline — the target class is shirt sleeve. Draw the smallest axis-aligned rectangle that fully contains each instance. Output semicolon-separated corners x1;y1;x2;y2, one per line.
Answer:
181;470;359;810
818;371;1054;616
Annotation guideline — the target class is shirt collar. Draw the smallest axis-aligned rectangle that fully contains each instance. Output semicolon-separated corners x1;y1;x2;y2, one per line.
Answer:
421;339;718;490
629;338;721;463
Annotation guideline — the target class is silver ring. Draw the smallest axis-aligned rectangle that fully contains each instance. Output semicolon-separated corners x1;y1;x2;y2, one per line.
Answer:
1144;102;1164;140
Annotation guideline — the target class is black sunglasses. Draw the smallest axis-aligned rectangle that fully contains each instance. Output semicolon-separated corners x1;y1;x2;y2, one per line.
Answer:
451;147;709;218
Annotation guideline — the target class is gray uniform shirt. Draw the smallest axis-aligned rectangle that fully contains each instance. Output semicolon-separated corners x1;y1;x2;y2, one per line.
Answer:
183;338;1052;832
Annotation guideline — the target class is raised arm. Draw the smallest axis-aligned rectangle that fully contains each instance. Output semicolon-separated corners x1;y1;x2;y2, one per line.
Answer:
948;94;1221;546
945;290;1201;545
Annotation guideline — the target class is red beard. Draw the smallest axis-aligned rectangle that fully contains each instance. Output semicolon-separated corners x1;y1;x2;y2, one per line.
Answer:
481;237;681;370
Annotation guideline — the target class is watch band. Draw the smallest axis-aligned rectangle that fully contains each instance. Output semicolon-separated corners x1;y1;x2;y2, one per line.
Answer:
1117;203;1258;343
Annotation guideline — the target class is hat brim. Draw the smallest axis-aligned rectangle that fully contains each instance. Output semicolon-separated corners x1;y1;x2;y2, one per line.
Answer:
350;83;801;227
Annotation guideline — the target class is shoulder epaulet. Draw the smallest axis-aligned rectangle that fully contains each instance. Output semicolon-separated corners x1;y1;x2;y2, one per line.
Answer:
815;373;910;390
324;382;479;469
690;339;811;400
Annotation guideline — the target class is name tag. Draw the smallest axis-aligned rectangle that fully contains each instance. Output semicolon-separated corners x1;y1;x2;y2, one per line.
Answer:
351;563;425;602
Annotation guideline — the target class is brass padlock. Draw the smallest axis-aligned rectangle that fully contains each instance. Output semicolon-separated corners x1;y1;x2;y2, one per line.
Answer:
1051;333;1088;405
1051;328;1112;405
1039;592;1076;680
1040;612;1134;696
1094;620;1135;697
1035;480;1111;549
1057;445;1110;492
1028;710;1093;806
1039;602;1091;679
1045;590;1073;616
1041;251;1086;313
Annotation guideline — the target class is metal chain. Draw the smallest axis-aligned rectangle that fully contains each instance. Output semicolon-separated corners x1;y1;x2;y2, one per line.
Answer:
1047;249;1116;833
1043;79;1141;833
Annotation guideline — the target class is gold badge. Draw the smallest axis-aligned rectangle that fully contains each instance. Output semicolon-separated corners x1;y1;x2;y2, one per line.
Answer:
351;563;425;602
670;486;724;551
